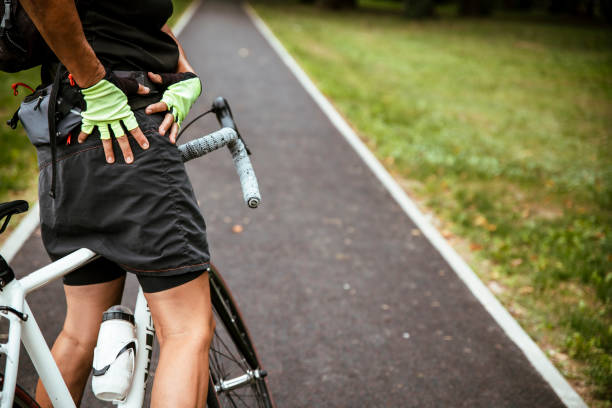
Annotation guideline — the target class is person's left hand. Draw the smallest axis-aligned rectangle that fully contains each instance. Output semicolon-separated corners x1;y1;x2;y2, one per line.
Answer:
145;71;202;144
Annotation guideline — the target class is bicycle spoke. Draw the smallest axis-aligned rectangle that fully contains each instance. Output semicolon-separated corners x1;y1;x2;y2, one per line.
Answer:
212;318;251;372
225;392;240;408
210;345;247;372
212;332;241;364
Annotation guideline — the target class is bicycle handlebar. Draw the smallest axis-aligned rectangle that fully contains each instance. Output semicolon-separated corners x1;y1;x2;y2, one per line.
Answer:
177;98;262;209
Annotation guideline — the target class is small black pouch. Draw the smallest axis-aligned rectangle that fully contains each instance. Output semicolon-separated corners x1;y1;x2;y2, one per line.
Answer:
17;84;82;147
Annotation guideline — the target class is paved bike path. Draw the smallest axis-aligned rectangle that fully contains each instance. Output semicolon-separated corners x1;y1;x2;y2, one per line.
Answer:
7;1;567;406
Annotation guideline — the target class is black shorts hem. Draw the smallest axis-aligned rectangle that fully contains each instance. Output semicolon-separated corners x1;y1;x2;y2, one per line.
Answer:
119;261;211;277
63;257;211;293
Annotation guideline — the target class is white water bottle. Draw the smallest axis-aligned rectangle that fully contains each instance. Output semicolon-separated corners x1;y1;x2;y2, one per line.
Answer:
92;305;137;402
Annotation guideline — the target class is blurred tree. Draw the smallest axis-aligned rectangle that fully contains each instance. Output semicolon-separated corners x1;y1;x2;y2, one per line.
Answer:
303;0;611;20
602;0;612;20
316;0;357;8
548;0;596;16
404;0;435;17
459;0;493;15
501;0;534;10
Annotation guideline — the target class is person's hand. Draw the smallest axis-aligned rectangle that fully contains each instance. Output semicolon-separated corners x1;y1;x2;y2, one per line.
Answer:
145;71;202;144
77;70;150;164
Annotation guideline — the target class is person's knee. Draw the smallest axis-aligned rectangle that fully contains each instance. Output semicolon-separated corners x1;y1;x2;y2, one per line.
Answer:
58;326;97;357
62;314;100;351
158;314;215;351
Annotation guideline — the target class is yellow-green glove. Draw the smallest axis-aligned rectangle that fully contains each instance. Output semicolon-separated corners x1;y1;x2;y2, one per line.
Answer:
158;72;202;127
80;71;139;140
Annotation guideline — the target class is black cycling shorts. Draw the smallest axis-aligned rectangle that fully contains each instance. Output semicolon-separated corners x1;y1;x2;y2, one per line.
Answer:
36;108;211;287
63;257;206;293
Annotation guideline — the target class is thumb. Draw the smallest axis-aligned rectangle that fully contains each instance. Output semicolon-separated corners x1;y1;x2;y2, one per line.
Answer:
148;72;163;84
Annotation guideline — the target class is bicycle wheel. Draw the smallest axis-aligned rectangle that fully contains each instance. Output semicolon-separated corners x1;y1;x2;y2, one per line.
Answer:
207;264;275;408
0;375;41;408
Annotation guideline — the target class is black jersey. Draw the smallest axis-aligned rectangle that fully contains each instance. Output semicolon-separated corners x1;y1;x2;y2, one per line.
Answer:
79;0;179;72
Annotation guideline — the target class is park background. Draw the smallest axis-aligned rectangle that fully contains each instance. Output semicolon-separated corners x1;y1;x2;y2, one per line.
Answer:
0;0;609;406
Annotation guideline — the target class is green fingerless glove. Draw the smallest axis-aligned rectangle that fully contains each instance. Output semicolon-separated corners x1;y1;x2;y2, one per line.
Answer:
81;71;139;140
159;72;202;127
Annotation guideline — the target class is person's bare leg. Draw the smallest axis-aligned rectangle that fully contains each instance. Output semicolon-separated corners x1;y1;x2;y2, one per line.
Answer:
35;276;125;408
145;272;214;408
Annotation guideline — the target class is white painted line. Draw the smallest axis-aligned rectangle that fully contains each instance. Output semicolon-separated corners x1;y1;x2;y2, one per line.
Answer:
0;202;40;264
243;4;587;408
0;4;201;264
172;0;202;37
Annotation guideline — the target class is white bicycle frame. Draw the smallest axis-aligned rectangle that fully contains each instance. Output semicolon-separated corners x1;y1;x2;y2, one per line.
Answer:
0;248;156;408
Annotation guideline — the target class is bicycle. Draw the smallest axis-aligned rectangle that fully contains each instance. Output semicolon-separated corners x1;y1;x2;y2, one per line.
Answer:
0;97;276;408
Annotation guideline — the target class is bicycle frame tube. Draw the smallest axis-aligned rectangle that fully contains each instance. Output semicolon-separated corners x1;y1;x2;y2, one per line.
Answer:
0;282;25;408
0;248;97;408
21;301;76;408
20;249;99;294
0;248;156;408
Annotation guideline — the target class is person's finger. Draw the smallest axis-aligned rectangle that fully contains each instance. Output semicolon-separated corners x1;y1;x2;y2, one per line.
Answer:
137;83;150;95
169;122;179;144
116;135;134;164
102;138;115;164
79;120;94;143
147;72;163;84
78;131;90;144
130;126;149;150
99;124;111;141
158;113;174;136
110;122;126;139
145;101;168;115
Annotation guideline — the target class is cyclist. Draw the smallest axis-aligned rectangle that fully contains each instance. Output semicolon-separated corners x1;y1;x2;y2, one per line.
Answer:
19;1;214;406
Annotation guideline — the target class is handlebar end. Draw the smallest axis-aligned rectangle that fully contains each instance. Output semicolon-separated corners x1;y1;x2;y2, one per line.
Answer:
247;197;260;209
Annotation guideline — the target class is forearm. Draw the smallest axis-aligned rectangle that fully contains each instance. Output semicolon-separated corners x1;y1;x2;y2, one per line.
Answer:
19;0;104;87
161;24;195;74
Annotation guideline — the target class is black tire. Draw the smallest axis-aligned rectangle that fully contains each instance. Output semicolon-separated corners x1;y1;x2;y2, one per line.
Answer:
0;375;41;408
206;265;275;408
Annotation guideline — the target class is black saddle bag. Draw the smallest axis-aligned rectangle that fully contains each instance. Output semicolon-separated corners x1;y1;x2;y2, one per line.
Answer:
0;0;49;73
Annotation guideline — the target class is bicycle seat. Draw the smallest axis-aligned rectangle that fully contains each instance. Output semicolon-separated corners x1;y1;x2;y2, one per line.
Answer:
0;200;29;234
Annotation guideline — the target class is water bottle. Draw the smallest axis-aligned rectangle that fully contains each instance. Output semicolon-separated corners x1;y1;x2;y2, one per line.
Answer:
92;305;137;401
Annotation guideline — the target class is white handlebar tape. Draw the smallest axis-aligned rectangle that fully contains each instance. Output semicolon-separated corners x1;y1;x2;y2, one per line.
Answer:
178;127;262;208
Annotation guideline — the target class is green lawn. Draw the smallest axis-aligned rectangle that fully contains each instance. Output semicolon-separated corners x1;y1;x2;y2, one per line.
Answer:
0;67;39;232
168;0;194;27
250;1;612;405
0;0;195;243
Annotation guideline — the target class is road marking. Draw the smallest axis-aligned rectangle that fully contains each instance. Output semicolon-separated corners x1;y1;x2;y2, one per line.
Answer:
172;0;202;36
243;4;587;407
0;4;200;264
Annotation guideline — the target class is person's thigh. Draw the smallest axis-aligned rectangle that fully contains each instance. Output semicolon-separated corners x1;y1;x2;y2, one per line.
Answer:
143;272;214;343
63;276;126;344
143;272;214;407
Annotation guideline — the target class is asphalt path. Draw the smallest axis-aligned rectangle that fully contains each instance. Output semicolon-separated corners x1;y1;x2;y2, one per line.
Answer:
5;1;566;406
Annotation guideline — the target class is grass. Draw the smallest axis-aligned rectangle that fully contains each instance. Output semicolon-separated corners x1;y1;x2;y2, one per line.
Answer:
168;0;195;27
249;1;612;405
0;0;196;245
0;67;40;242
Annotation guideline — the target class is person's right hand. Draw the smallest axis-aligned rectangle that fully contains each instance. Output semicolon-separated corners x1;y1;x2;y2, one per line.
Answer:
77;71;150;164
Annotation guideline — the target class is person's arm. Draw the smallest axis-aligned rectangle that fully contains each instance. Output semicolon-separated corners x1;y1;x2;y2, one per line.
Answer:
161;24;195;74
19;0;149;164
19;0;104;87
